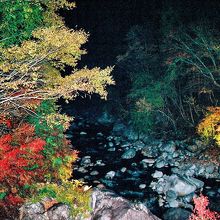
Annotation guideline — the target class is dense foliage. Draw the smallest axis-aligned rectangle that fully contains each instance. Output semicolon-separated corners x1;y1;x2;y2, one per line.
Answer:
0;0;113;218
190;194;220;220
118;25;220;139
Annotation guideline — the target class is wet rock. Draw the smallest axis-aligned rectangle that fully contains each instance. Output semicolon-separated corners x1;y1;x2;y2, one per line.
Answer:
163;208;191;220
108;147;116;152
105;171;116;179
166;190;178;202
80;156;91;166
139;184;147;189
20;199;74;220
155;159;167;168
141;158;155;164
78;167;88;173
123;127;139;141
186;177;204;189
121;167;127;173
80;131;87;136
206;164;215;174
186;144;198;153
97;132;103;136
141;146;159;158
108;142;114;147
92;187;159;220
152;171;163;179
162;141;176;154
133;140;145;150
47;204;72;220
121;148;136;159
90;170;99;176
168;175;197;197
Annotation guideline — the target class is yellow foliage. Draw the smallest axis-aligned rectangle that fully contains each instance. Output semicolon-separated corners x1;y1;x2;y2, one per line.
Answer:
0;26;114;116
197;107;220;147
30;181;91;218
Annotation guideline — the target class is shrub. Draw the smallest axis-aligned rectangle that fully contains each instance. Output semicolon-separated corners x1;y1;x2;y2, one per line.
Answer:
197;107;220;147
189;194;220;220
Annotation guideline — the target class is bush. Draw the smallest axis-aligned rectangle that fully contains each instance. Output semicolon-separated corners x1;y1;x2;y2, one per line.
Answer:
189;194;220;220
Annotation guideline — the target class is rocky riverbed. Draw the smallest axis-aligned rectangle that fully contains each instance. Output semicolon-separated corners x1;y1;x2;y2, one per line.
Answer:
64;111;220;219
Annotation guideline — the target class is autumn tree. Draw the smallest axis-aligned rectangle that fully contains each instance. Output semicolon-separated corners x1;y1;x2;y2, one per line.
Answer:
0;0;113;218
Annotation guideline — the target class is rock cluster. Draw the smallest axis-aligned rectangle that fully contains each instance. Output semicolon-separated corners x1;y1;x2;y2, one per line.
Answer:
65;114;220;219
20;189;160;220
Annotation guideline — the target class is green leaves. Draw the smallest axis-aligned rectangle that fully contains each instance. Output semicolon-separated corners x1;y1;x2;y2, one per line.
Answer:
0;192;7;200
0;0;43;46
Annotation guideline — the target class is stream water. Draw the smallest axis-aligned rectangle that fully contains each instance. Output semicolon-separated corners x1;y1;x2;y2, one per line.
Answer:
68;117;220;219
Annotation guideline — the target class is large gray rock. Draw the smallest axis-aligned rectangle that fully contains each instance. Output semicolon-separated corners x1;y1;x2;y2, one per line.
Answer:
19;198;74;220
91;189;160;220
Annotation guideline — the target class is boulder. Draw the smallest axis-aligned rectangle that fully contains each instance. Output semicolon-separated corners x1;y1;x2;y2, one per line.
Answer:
19;199;74;220
91;189;161;220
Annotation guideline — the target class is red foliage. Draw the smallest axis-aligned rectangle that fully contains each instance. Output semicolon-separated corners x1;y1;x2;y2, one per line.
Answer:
189;194;220;220
0;120;46;206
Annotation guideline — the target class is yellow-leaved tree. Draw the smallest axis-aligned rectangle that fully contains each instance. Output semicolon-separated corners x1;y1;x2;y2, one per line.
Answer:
0;26;114;116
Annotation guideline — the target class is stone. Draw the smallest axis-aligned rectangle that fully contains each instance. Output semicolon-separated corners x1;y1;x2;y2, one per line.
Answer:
133;140;145;150
108;142;114;147
186;144;198;153
206;164;215;174
90;170;99;176
155;159;166;168
139;184;147;189
186;177;204;189
97;132;104;136
152;171;163;178
141;158;155;164
80;131;87;136
121;148;136;159
121;167;127;173
170;176;196;196
47;204;72;220
81;156;91;164
166;190;178;202
141;146;159;158
162;141;176;154
20;199;75;220
105;171;116;179
77;167;88;173
163;208;191;220
91;189;161;220
169;200;179;208
108;147;116;152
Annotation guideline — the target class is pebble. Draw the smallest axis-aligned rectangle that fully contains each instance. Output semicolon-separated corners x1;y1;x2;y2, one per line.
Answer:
108;142;114;147
80;131;87;135
90;170;99;176
121;167;127;173
139;184;146;189
121;148;136;159
108;147;116;152
105;171;116;179
78;167;88;173
152;170;163;178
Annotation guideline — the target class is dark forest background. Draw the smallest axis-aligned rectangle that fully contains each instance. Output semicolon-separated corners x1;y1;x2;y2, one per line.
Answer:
62;0;220;140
